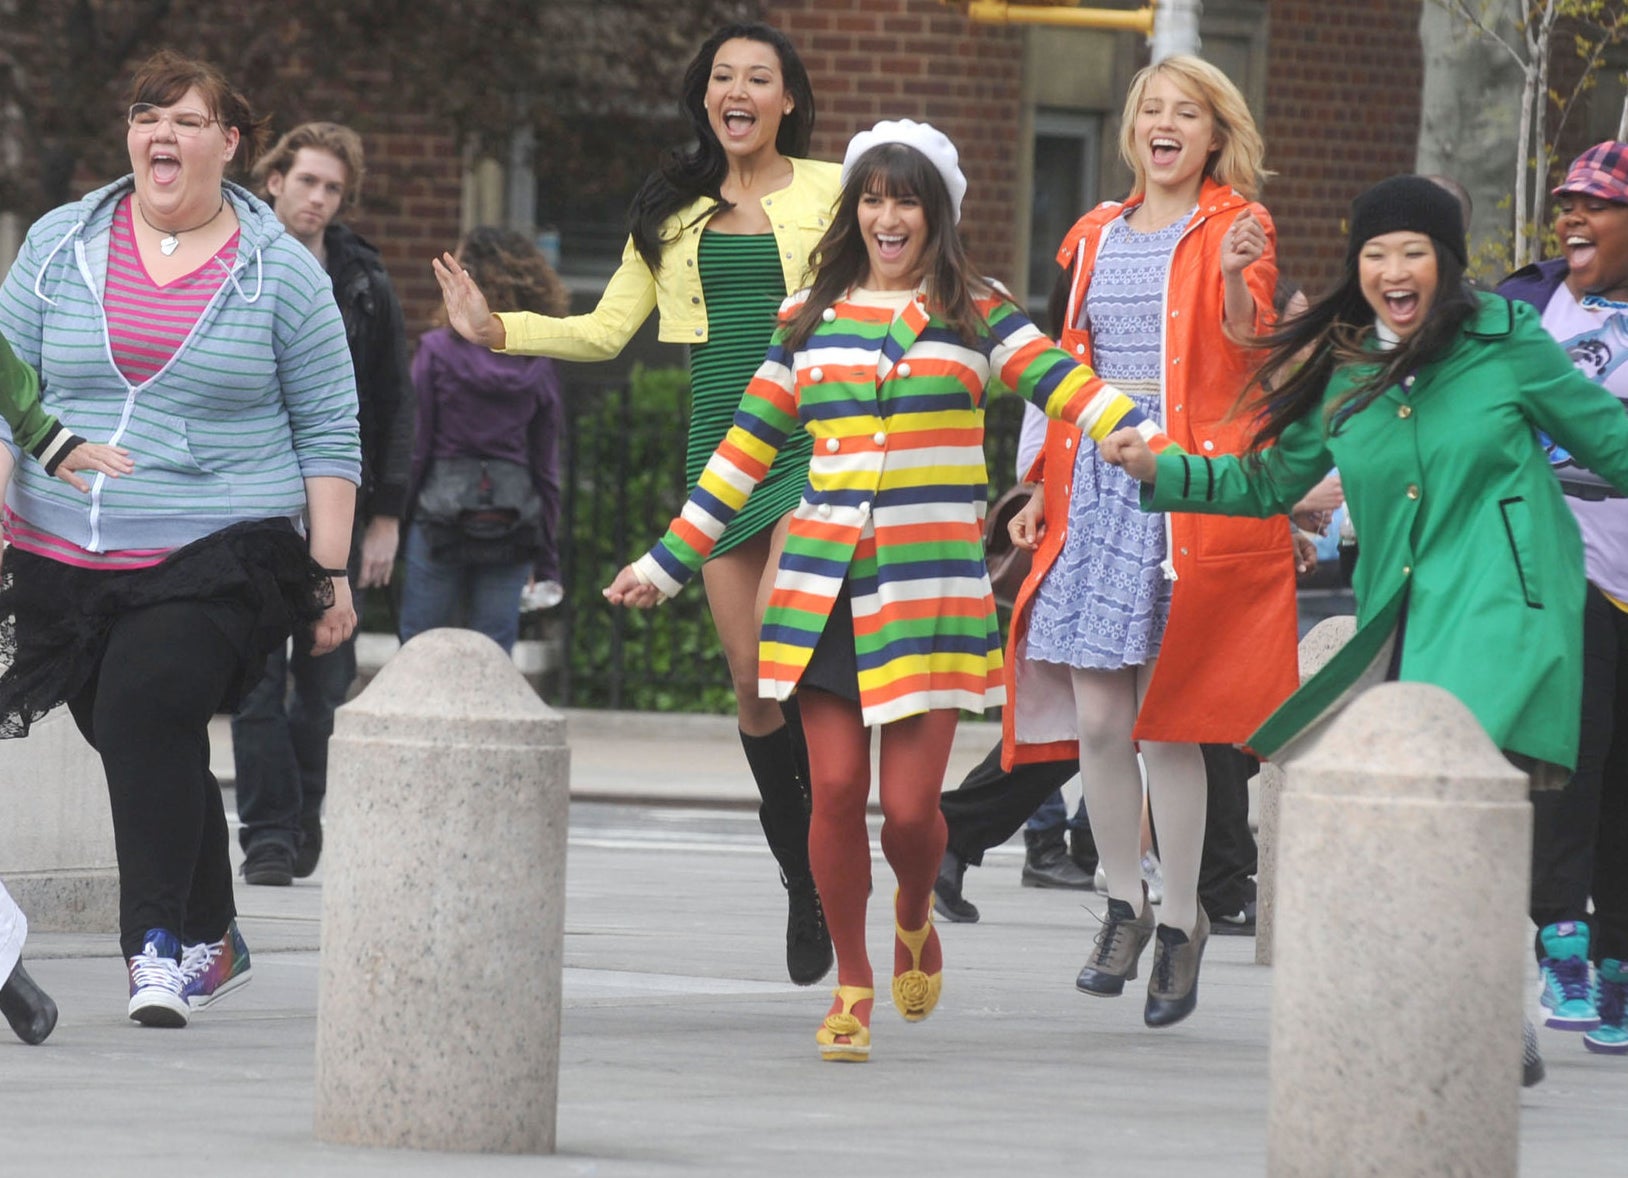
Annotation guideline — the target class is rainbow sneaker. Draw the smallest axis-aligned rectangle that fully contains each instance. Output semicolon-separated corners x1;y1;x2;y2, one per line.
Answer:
1538;922;1600;1031
127;929;188;1028
1584;959;1628;1055
180;919;253;1010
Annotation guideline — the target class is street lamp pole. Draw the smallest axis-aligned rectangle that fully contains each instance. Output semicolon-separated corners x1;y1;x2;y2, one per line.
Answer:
1150;0;1202;60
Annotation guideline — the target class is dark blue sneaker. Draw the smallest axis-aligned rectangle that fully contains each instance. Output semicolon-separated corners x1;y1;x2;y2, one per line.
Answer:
180;919;253;1010
127;929;187;1028
1538;922;1600;1030
1584;959;1628;1055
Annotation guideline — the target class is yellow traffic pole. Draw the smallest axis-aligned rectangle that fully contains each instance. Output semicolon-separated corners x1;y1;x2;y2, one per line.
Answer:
955;1;1156;34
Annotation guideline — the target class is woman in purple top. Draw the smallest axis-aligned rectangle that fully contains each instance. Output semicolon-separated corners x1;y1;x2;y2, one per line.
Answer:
400;228;564;654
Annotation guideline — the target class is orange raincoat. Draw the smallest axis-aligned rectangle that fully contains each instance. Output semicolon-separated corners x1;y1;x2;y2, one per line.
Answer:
1002;178;1300;765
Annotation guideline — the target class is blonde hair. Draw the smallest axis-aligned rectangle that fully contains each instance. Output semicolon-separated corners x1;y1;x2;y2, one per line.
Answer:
251;122;366;213
1118;55;1268;201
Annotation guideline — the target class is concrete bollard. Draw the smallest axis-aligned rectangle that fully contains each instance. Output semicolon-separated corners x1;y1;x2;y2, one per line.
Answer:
0;709;118;932
315;628;569;1154
1266;682;1528;1178
1255;614;1355;966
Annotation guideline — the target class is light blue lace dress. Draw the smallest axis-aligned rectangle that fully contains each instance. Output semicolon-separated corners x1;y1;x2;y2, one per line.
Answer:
1025;209;1191;670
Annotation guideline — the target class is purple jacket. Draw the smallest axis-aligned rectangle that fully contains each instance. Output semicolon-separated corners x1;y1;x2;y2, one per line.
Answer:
1496;258;1569;313
408;326;563;580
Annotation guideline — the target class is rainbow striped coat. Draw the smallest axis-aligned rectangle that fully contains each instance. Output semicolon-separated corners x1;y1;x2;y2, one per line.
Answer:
633;287;1165;725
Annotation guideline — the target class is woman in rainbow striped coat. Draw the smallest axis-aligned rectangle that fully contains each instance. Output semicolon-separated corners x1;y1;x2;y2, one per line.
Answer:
607;121;1169;1062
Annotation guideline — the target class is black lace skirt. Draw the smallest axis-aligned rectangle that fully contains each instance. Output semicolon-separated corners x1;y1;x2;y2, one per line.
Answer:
0;519;331;739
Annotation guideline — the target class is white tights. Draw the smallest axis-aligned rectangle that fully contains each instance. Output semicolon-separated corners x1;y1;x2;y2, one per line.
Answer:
1070;662;1207;936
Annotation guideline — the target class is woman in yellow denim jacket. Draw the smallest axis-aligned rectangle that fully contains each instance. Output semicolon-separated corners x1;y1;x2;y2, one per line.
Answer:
435;23;839;988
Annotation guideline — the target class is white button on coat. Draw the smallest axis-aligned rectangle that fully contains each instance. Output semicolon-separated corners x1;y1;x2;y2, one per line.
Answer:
858;502;871;516
873;431;886;445
821;308;836;322
809;367;824;381
896;362;911;378
1202;440;1215;452
818;503;832;518
825;438;840;453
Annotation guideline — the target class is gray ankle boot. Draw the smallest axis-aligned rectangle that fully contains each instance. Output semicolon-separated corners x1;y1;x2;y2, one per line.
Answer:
1144;908;1211;1027
1075;886;1155;996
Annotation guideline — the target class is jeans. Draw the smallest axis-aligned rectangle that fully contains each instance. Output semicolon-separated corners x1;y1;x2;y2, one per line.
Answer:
1025;788;1091;835
398;522;532;654
231;636;356;854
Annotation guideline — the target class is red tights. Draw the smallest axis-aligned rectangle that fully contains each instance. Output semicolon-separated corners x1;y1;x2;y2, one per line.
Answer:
798;690;958;1003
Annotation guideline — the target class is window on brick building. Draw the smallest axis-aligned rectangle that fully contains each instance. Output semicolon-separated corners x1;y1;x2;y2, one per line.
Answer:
1028;110;1102;317
534;114;685;285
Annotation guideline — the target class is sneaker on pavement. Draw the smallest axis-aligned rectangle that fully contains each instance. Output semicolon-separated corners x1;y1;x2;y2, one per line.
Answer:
933;849;980;924
241;841;295;887
1209;898;1257;937
1538;921;1600;1030
127;929;188;1028
1522;1017;1546;1087
293;811;323;879
1141;851;1164;906
180;919;253;1010
1584;958;1628;1055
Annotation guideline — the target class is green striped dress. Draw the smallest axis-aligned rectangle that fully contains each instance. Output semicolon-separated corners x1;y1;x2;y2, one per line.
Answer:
687;231;813;556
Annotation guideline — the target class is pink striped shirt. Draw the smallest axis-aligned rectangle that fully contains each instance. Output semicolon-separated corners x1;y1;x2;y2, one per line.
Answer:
107;196;238;385
3;507;174;570
4;198;241;570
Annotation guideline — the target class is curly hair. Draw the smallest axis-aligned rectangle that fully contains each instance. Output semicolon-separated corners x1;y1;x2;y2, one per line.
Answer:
437;227;570;326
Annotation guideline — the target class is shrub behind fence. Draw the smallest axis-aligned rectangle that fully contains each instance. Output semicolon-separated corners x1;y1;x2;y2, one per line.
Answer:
550;366;1026;712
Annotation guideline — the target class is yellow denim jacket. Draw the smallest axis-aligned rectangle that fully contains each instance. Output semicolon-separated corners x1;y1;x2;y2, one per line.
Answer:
497;157;840;359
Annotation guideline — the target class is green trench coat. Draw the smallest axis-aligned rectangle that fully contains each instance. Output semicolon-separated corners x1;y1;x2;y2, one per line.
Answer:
1144;293;1628;770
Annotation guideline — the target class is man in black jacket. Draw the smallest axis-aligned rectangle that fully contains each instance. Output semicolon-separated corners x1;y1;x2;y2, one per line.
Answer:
233;123;415;885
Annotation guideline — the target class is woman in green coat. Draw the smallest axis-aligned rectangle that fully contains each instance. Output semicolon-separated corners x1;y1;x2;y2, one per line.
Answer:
1103;174;1628;782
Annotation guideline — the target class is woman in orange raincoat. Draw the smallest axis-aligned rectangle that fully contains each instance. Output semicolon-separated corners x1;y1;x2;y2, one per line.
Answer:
1002;56;1299;1028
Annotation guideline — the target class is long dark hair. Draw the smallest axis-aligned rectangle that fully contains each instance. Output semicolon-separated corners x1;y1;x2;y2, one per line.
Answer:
782;144;1002;354
1244;241;1477;453
626;23;815;272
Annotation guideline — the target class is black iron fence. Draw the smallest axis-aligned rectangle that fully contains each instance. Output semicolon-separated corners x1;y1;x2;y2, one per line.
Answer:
547;367;1027;712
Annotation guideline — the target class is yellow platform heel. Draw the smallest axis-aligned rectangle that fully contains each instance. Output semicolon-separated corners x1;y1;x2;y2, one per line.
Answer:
892;899;943;1023
816;985;873;1062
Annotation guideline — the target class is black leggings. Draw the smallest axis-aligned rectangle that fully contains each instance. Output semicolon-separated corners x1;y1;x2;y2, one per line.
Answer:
67;600;252;958
1531;583;1628;962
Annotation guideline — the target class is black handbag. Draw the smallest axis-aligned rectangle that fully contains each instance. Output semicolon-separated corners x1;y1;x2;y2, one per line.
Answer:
415;456;544;565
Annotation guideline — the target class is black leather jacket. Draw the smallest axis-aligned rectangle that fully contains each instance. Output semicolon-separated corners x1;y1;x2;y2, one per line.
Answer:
324;222;413;520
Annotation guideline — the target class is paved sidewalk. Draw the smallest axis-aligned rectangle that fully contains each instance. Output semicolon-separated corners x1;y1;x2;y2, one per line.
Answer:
9;717;1626;1175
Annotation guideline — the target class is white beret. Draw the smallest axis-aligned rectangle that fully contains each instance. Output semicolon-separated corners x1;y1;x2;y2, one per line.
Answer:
839;119;967;224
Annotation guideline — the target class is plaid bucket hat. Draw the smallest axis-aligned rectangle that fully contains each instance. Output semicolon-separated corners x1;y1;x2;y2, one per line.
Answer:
1554;141;1628;204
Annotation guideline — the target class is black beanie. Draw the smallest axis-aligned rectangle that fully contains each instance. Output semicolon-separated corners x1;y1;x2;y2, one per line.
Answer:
1346;175;1467;266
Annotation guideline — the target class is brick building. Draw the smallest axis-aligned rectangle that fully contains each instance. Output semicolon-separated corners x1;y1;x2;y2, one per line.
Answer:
344;0;1429;346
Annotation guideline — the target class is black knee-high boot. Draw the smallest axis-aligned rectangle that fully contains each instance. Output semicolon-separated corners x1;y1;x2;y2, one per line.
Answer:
741;722;831;986
1;960;59;1045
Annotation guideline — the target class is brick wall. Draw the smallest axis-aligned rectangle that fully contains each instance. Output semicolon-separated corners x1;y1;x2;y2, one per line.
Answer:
339;115;464;339
768;0;1025;286
1262;1;1424;293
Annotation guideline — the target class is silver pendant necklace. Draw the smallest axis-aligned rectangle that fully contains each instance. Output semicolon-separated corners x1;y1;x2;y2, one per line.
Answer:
135;195;226;256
